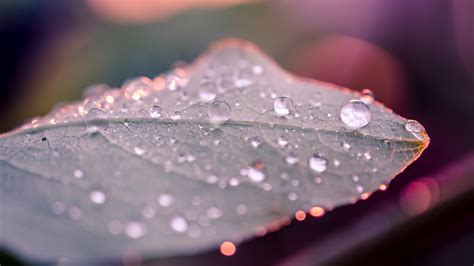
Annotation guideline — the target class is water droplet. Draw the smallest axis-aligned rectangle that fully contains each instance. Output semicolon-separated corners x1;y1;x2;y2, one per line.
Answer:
236;204;247;215
170;216;188;233
171;111;182;120
309;155;328;173
68;206;82;221
360;89;375;104
125;221;146;239
141;205;156;218
134;146;146;155
274;97;293;116
51;201;66;215
85;108;108;131
208;100;231;123
89;190;106;205
157;193;174;207
73;169;84;178
278;134;289;146
149;105;162;118
199;82;217;102
314;177;322;184
364;152;372;160
288;192;298;201
286;153;299;165
342;142;351;150
333;159;341;167
356;185;364;193
352;175;359;182
243;161;266;182
340;100;372;129
405;120;424;133
249;136;262;148
207;207;223;219
252;65;264;75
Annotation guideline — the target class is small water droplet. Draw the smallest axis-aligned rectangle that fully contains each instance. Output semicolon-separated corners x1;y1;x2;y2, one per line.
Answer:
309;155;328;173
142;205;156;218
199;82;217;102
73;169;84;178
51;201;66;215
314;177;322;184
288;192;298;201
171;111;182;120
149;105;162;118
274;97;293;116
278;134;289;146
352;175;359;182
333;159;341;167
243;161;266;182
125;221;146;239
89;190;106;205
364;152;372;160
207;207;223;219
249;136;262;148
236;204;247;215
286;153;299;165
170;216;188;233
340;100;372;129
252;65;263;75
405;120;424;133
157;193;174;207
134;146;146;155
342;142;351;150
360;89;375;104
356;185;364;193
208;100;231;123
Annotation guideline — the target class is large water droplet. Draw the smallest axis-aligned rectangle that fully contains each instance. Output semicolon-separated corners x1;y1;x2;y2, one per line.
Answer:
340;100;372;129
85;108;109;131
170;216;188;233
89;190;106;205
244;161;266;182
274;97;293;116
199;83;217;102
278;133;289;146
208;100;231;123
309;155;328;173
286;153;299;165
149;105;162;118
405;120;424;133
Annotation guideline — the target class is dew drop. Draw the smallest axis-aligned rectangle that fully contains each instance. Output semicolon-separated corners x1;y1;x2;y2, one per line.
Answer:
170;216;188;233
342;142;351;150
243;161;266;182
274;97;293;116
340;100;372;129
51;201;66;215
236;204;247;215
149;105;162;118
309;155;328;173
207;207;223;219
73;169;84;178
85;108;109;131
278;134;289;146
405;120;424;133
125;221;146;239
364;152;372;160
89;190;106;205
360;89;375;104
199;82;217;102
157;193;174;207
134;146;146;155
171;111;182;120
249;136;262;148
208;100;231;123
252;65;264;75
288;192;298;201
286;153;299;165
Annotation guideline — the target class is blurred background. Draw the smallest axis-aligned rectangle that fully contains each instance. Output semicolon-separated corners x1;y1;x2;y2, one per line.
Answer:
0;0;473;265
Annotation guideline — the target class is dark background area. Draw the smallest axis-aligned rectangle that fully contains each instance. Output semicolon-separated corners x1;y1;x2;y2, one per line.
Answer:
0;1;473;265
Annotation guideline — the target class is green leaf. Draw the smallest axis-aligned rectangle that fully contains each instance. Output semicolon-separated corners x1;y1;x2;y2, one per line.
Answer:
0;39;429;263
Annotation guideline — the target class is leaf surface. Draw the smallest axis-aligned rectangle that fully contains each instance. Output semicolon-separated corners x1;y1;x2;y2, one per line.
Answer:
0;39;429;263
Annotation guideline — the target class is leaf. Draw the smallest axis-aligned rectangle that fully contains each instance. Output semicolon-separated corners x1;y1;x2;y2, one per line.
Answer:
0;39;429;263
